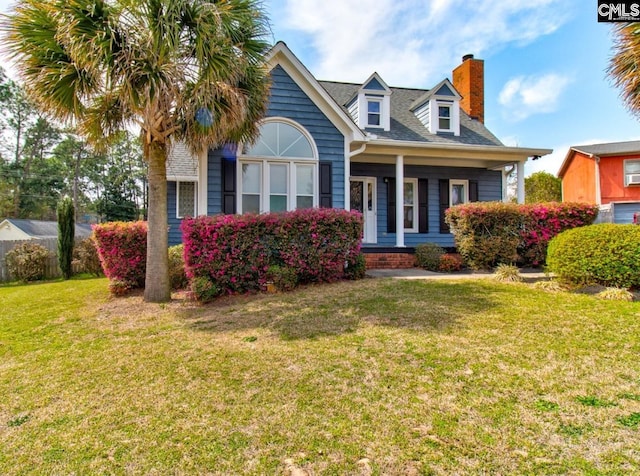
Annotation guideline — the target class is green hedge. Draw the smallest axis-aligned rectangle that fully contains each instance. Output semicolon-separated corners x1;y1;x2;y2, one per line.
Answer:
547;224;640;288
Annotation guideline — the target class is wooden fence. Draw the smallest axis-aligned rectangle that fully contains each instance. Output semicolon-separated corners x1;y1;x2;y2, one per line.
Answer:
0;238;67;282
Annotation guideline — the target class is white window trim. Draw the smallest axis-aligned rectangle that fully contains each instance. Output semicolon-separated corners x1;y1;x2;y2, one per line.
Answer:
623;159;640;186
238;158;318;214
366;98;383;128
176;181;197;218
238;118;320;214
450;179;469;207
404;178;419;233
428;99;461;136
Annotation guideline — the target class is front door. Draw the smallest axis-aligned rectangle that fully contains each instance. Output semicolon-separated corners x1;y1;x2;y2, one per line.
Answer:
350;177;377;244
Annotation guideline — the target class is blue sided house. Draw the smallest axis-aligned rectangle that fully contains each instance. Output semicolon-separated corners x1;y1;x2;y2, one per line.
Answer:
166;42;551;265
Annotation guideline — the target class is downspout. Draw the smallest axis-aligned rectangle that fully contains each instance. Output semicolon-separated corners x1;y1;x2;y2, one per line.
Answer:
345;142;368;211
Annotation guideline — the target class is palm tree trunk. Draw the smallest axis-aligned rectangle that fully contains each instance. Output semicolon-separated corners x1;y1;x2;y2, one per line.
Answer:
143;141;171;302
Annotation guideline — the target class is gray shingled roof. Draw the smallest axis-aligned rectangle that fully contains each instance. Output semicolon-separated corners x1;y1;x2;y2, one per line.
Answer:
166;142;198;179
319;81;503;147
572;140;640;157
4;219;93;238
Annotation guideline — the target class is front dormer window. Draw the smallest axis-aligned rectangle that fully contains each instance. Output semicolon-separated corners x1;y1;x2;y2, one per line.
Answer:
410;79;462;136
367;99;382;127
348;72;391;131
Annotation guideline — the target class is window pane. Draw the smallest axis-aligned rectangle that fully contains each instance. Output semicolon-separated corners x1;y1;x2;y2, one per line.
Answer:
404;205;414;229
245;122;278;156
439;106;450;118
626;161;640;174
404;182;414;205
270;195;287;212
270;164;287;194
451;184;466;206
242;163;261;193
278;123;314;158
296;196;313;209
368;101;381;113
350;181;364;213
178;182;195;217
296;165;314;195
368;114;380;126
242;194;260;213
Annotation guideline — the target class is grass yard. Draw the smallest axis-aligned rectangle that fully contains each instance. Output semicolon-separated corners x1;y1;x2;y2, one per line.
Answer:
1;276;639;474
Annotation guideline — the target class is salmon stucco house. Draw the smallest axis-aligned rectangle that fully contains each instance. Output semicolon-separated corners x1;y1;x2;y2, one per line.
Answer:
558;140;640;223
166;42;551;267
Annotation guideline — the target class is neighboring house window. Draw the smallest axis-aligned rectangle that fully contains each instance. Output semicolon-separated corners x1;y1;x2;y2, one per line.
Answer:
404;178;418;232
240;120;318;214
624;159;640;186
177;181;196;218
450;179;469;206
367;99;382;127
438;104;452;131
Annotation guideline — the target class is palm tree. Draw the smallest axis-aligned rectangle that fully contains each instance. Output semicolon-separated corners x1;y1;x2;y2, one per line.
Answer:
2;0;271;302
609;23;640;117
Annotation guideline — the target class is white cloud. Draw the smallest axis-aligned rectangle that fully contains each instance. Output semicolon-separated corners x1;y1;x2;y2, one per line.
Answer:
498;73;573;121
277;0;572;86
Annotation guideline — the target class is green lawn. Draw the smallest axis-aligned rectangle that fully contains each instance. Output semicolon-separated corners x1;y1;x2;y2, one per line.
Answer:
1;277;639;474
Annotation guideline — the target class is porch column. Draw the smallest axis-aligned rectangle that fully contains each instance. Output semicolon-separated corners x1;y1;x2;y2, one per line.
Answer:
516;160;525;204
395;155;405;247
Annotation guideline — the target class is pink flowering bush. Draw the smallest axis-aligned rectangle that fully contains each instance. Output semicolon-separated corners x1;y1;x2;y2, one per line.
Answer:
446;202;598;269
92;221;147;292
181;209;363;295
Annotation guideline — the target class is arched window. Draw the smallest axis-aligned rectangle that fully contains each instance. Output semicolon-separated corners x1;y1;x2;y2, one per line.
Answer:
239;119;318;214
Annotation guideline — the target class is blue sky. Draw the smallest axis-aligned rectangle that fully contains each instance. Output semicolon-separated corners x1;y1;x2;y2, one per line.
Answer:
263;0;639;176
1;0;637;176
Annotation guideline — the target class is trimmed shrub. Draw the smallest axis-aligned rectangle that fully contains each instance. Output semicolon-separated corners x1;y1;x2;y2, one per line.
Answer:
5;242;50;282
266;265;298;292
190;276;222;303
438;253;463;272
57;197;75;279
547;223;640;289
344;253;366;280
181;208;362;296
519;202;599;266
446;202;522;269
72;237;103;276
168;244;188;291
446;202;598;270
93;221;147;291
415;243;445;271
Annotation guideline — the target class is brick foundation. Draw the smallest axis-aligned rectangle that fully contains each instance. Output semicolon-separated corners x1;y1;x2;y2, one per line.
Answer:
365;253;416;269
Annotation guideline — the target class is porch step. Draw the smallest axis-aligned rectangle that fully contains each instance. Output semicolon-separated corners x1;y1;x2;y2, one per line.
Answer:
364;252;417;270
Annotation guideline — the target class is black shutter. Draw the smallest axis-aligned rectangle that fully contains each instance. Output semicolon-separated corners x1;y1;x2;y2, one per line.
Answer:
386;178;396;233
418;179;428;233
439;179;450;233
319;161;332;208
222;157;236;214
469;180;479;202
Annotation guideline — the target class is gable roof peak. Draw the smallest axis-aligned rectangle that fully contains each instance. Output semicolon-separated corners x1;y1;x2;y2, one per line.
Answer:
359;72;391;94
409;78;461;111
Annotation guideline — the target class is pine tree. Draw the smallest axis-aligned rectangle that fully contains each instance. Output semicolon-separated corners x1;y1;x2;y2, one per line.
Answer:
57;196;75;279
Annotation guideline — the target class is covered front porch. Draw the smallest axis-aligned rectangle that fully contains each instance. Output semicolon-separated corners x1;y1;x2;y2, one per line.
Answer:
344;140;550;248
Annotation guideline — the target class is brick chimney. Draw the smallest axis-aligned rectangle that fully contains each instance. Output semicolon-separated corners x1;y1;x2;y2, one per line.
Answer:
453;54;484;124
